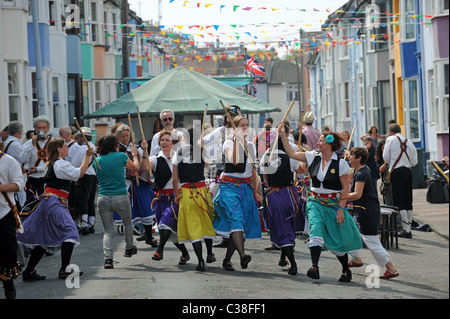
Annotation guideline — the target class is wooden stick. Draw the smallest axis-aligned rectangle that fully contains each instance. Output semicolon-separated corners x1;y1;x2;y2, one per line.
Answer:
268;99;296;164
136;107;150;159
219;100;255;167
74;117;101;170
432;161;449;183
201;103;208;145
128;112;139;185
344;122;357;160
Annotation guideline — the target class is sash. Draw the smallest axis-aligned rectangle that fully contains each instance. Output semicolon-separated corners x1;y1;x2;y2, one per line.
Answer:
34;138;51;167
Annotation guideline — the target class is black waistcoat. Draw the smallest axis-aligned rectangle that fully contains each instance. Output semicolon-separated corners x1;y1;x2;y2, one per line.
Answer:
177;147;205;184
224;143;247;174
43;160;72;193
153;156;172;190
309;154;342;191
266;153;293;187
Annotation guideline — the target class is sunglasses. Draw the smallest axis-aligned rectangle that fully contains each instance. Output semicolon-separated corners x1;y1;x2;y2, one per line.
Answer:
162;117;173;122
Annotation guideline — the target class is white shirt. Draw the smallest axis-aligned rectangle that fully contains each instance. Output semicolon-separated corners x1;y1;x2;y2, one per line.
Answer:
70;141;96;176
3;136;24;165
0;152;25;219
149;151;174;190
383;133;418;171
51;158;83;182
65;140;80;165
221;139;256;179
19;137;52;178
305;150;350;194
203;126;233;163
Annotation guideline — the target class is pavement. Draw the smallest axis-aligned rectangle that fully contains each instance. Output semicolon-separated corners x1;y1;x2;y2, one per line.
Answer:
411;187;449;240
1;185;448;302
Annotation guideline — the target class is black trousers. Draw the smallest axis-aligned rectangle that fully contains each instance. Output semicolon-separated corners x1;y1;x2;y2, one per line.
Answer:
73;174;97;217
391;167;413;211
0;210;18;279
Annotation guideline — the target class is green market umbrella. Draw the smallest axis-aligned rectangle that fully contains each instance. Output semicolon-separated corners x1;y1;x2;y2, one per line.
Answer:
84;66;280;119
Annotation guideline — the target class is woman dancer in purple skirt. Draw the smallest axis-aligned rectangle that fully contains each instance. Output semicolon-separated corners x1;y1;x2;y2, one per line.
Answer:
17;138;93;281
149;129;190;264
260;127;305;275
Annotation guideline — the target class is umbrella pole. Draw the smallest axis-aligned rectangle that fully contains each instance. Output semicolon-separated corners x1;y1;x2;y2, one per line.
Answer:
128;112;139;185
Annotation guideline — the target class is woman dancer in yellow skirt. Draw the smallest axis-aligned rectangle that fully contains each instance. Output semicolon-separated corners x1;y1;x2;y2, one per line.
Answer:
173;127;216;271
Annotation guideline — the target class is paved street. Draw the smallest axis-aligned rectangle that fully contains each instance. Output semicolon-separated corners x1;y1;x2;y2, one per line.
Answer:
4;187;448;304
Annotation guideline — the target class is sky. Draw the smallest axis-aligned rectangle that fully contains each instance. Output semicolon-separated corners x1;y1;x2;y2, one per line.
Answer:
128;0;349;47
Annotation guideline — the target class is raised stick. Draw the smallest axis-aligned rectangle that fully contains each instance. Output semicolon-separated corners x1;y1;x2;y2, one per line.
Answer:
74;117;101;170
201;103;208;145
267;99;296;164
128;112;139;185
344;122;357;160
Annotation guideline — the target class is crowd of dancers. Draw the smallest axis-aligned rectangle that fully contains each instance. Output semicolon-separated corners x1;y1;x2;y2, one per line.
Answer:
1;106;417;299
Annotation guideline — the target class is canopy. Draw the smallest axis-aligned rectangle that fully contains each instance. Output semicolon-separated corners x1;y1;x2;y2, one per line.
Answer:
84;66;280;119
124;76;254;88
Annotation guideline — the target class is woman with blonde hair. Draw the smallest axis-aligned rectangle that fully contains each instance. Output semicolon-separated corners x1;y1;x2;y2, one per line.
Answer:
213;115;261;271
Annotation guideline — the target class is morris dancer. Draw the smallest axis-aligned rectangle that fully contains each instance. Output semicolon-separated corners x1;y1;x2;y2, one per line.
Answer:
0;151;25;299
149;129;190;264
17;138;93;281
213;116;261;271
19;116;52;210
173;127;216;271
260;128;305;275
279;128;362;282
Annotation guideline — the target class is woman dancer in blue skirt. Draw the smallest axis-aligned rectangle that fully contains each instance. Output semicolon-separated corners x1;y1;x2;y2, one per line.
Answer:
17;138;93;280
213;115;261;271
260;127;304;275
279;127;362;282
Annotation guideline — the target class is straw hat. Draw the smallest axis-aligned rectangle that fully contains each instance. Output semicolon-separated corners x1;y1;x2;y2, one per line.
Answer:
304;112;316;124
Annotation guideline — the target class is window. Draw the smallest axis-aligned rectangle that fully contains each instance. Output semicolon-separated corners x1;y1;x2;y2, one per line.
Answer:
52;77;60;128
94;81;102;111
285;85;299;103
7;63;19;121
380;81;392;134
31;72;39;118
402;0;416;41
403;78;420;140
67;77;76;123
342;82;350;118
358;75;364;110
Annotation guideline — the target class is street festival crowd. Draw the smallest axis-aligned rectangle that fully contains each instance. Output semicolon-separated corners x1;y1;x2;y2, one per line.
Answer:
0;105;426;299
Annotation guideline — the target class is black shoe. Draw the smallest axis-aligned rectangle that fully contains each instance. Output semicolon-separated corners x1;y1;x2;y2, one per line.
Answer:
152;251;163;261
22;270;46;282
196;260;205;271
222;259;235;271
240;254;251;269
124;245;137;257
146;237;159;248
179;254;190;265
398;230;412;238
213;239;229;248
58;268;83;279
307;266;320;279
339;270;352;282
278;257;288;267
81;226;91;235
288;265;298;276
104;259;114;269
206;253;216;263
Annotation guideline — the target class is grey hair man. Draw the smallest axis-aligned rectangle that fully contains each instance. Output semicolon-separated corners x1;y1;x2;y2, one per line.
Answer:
150;109;184;156
18;115;52;207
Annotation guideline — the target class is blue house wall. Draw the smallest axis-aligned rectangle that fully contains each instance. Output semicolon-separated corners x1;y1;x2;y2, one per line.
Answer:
27;23;50;68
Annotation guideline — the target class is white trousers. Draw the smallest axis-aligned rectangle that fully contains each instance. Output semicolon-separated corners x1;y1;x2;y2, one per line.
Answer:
350;234;391;267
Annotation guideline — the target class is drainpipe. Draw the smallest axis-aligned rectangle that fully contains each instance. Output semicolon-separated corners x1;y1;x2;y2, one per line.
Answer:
31;0;45;115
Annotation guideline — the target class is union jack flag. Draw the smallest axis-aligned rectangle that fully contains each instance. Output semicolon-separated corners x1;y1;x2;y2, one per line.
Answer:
246;56;265;78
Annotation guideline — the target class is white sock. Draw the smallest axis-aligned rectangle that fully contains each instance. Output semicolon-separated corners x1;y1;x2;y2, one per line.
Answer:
82;214;88;227
89;216;95;227
399;210;411;232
